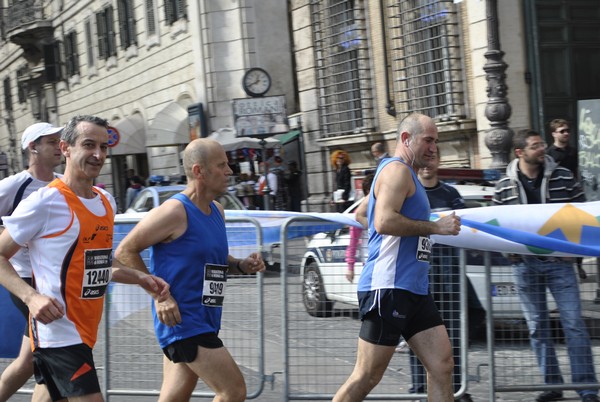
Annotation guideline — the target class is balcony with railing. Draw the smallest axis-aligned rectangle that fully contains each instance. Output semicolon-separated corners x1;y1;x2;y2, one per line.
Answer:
4;0;54;63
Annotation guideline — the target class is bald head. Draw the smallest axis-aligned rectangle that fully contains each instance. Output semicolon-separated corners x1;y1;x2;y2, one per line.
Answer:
396;113;435;143
395;113;438;168
183;138;225;181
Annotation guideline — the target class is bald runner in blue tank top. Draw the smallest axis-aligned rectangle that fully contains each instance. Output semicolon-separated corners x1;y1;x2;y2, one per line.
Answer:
357;157;432;315
150;193;229;349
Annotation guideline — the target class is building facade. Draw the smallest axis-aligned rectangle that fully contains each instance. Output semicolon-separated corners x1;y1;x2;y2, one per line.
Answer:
291;0;600;210
1;0;599;212
0;0;295;211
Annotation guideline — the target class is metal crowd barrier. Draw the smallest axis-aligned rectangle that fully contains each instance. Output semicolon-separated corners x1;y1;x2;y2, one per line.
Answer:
1;214;599;401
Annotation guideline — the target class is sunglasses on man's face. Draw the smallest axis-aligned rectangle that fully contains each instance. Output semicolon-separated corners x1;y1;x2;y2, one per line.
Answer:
556;129;570;134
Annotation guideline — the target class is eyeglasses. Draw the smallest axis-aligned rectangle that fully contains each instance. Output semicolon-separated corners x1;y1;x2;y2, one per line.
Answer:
555;129;570;134
525;141;547;150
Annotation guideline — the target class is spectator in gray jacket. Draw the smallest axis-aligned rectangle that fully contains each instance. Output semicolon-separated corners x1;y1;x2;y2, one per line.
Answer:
493;129;598;402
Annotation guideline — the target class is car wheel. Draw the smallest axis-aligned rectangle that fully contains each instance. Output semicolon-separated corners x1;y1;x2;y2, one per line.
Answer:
302;262;333;317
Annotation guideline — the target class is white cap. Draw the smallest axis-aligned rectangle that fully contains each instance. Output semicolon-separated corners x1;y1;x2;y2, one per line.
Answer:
21;122;63;150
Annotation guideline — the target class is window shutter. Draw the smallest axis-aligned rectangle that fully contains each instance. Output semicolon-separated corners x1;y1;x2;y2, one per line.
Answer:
106;5;117;56
4;77;13;112
85;20;94;66
96;12;107;59
176;0;187;20
64;33;73;76
165;0;174;25
117;0;128;49
43;42;62;82
128;0;137;46
146;0;156;35
16;67;27;104
72;32;80;75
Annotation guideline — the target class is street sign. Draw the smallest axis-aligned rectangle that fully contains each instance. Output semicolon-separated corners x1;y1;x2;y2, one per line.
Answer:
107;126;120;148
232;95;289;139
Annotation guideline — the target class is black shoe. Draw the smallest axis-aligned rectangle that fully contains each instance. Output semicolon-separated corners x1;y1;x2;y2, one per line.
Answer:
582;395;600;402
456;393;474;402
536;390;563;402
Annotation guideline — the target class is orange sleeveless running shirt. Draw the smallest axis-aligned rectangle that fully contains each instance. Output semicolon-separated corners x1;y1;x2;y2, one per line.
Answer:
29;179;114;349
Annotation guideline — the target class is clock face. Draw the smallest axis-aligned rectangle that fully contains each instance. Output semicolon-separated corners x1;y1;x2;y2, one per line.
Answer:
242;68;271;97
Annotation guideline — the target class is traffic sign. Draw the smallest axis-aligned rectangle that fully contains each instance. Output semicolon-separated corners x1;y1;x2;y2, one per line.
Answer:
107;126;120;148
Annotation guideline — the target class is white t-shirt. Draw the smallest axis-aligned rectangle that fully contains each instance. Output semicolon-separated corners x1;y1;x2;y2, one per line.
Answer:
0;171;60;277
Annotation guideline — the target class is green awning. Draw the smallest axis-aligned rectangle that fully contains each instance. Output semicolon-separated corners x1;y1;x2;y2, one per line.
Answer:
275;130;301;145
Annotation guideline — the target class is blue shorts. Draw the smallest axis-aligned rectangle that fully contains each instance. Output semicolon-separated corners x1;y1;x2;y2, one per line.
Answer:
358;289;444;346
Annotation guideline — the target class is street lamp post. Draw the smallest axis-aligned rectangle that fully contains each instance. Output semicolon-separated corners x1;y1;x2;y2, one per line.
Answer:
483;0;514;171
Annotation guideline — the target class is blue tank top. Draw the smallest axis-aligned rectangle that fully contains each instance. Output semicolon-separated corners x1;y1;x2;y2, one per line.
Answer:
357;157;431;295
150;193;229;348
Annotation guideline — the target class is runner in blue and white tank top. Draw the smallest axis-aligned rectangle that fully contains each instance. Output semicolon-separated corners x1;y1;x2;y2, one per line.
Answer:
358;157;431;297
334;113;462;402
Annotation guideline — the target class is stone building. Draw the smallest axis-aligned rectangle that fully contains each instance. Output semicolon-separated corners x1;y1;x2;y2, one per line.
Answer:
290;0;600;210
0;0;295;211
1;0;599;212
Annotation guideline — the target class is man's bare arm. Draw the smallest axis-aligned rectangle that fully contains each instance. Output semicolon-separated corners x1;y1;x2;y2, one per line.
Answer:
115;199;186;274
0;230;64;324
373;162;460;237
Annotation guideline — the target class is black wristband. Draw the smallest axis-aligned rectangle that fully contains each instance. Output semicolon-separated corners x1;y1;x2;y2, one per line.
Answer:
237;260;248;275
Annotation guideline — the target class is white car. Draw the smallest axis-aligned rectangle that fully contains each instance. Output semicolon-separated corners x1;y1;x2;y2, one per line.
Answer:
299;184;556;322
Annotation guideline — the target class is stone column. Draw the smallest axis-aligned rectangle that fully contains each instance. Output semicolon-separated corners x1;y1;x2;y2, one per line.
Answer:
483;0;514;170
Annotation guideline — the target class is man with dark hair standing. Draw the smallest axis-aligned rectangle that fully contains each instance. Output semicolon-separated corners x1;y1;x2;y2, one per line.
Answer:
0;115;169;402
333;113;461;402
493;129;598;402
546;118;587;279
0;122;63;402
546;118;578;177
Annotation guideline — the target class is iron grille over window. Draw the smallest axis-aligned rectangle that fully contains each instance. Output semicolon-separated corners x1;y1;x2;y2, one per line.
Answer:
96;6;117;60
311;0;374;138
117;0;137;49
64;31;80;77
386;0;465;119
164;0;187;26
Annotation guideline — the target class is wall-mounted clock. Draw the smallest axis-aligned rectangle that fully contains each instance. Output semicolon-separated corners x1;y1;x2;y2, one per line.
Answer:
242;67;271;97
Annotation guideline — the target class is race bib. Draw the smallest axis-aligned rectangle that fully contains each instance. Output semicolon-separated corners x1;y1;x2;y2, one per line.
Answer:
416;236;432;262
82;248;112;299
202;263;228;307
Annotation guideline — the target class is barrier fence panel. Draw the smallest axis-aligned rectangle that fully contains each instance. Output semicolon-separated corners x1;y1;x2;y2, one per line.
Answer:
279;216;470;400
101;216;266;400
4;212;600;402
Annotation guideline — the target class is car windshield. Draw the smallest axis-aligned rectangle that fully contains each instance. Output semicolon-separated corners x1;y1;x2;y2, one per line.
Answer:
158;190;182;205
